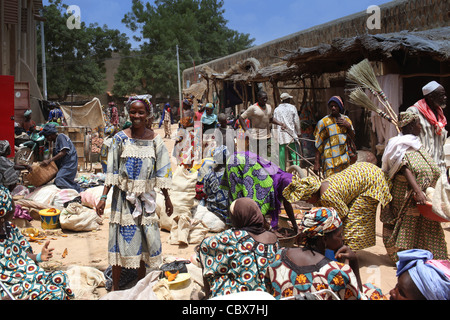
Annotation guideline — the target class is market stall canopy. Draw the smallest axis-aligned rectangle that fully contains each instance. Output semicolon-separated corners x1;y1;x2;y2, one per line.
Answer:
199;58;262;82
183;80;208;101
283;27;450;75
60;97;106;129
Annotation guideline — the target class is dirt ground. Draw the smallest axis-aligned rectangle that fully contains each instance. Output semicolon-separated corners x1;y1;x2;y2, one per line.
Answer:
16;124;450;300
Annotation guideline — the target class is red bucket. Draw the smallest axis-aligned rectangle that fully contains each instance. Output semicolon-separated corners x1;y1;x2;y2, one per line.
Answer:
417;202;450;223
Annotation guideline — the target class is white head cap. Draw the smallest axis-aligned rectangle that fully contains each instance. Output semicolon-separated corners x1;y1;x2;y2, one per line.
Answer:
280;93;293;101
422;81;442;96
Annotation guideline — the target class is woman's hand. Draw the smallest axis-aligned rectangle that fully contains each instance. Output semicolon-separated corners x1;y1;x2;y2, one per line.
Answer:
165;197;174;217
335;245;357;265
41;159;51;167
40;241;54;262
96;199;106;216
414;191;427;205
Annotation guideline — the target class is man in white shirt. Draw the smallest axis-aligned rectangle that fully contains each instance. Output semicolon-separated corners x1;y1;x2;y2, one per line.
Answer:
273;93;301;171
239;91;286;161
407;81;448;174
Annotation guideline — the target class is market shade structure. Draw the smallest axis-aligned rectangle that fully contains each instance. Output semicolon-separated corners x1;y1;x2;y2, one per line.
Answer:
282;27;450;75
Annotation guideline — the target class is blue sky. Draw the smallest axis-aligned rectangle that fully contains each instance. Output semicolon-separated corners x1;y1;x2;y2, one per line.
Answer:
44;0;393;48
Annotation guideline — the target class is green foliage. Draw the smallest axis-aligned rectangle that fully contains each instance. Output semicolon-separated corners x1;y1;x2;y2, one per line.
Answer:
114;0;254;99
38;0;130;101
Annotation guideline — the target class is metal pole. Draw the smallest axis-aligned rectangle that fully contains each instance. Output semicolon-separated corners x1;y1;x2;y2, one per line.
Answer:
176;45;182;118
40;10;47;101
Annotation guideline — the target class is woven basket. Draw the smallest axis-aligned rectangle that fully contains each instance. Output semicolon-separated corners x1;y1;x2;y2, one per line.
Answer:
25;162;58;187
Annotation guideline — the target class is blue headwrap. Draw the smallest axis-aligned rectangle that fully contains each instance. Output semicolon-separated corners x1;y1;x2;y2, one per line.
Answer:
40;123;58;136
328;96;345;113
396;249;450;300
201;103;217;126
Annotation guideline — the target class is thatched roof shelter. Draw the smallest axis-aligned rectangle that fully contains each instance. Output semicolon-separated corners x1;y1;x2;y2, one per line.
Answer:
283;27;450;75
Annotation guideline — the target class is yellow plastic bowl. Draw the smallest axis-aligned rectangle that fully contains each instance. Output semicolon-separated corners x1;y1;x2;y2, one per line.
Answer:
39;208;61;230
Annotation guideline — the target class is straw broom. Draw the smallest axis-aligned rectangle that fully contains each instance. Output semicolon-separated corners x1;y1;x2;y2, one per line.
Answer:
347;59;398;122
349;87;400;133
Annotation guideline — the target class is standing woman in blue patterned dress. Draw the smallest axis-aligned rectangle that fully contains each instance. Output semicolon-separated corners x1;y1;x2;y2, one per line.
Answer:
96;96;173;291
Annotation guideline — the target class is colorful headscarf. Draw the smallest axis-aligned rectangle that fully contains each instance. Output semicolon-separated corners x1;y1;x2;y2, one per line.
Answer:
0;185;13;218
229;198;267;235
127;95;153;115
328;96;345;113
396;249;450;300
398;111;420;128
24;110;32;117
282;175;321;203
104;126;115;136
300;207;342;241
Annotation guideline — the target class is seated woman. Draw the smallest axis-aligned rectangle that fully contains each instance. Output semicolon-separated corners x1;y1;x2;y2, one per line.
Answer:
390;249;450;300
220;151;298;233
0;186;74;300
197;198;279;299
265;207;386;300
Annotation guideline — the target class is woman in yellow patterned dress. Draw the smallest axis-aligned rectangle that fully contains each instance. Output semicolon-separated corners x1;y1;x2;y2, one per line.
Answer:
381;111;448;263
283;162;392;251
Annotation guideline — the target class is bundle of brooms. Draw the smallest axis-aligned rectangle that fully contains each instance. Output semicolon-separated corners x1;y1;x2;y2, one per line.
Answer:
346;59;400;133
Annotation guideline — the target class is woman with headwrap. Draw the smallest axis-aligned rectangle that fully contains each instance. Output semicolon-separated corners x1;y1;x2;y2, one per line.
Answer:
220;151;298;233
390;249;450;300
173;99;196;168
40;123;81;192
381;111;448;263
265;207;386;300
283;161;392;251
197;198;279;298
158;103;173;138
201;103;218;133
314;96;356;178
0;186;74;300
95;95;173;291
21;109;36;134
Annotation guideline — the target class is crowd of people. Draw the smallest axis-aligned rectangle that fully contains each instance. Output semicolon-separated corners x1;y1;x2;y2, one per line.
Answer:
1;81;449;301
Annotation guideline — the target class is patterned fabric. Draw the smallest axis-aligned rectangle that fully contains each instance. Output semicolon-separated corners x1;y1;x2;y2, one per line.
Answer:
381;147;448;262
282;175;321;203
0;185;13;217
105;132;172;269
265;248;386;300
318;162;392;250
407;105;448;172
314;115;354;178
173;127;195;165
273;103;301;145
300;207;342;242
203;168;229;222
197;229;279;298
48;108;64;122
0;224;74;300
220;152;293;228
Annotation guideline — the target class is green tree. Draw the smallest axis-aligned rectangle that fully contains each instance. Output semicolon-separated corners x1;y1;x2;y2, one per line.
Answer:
38;0;130;101
114;0;254;98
